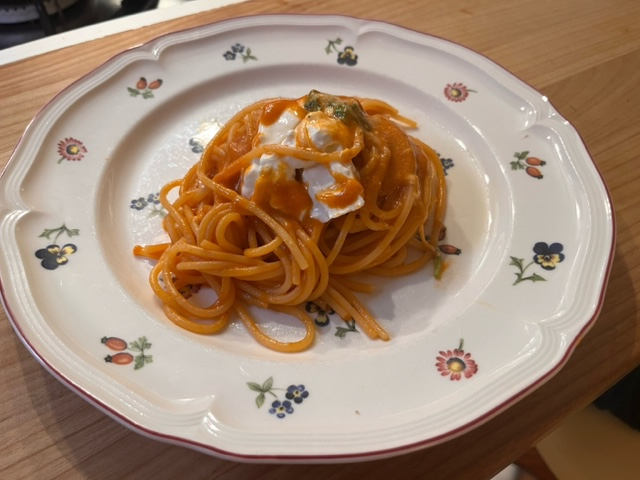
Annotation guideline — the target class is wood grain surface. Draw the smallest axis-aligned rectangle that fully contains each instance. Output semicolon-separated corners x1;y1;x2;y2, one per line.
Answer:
1;0;639;478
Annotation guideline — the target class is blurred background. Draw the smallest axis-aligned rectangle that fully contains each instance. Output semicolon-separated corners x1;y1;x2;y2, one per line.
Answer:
0;0;193;49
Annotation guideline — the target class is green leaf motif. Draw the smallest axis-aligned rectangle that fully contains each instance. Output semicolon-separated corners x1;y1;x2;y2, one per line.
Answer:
242;48;258;63
130;336;152;352
262;376;274;392
134;355;153;370
510;255;546;285
529;273;547;283
509;256;524;269
247;376;276;408
247;382;264;392
335;320;358;339
39;224;79;242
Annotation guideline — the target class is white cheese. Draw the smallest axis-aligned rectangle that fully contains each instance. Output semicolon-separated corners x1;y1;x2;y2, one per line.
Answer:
240;106;365;222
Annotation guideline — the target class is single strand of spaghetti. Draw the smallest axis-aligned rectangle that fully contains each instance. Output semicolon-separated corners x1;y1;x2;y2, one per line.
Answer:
244;236;283;258
234;302;315;353
162;304;230;334
133;243;169;260
196;167;310;270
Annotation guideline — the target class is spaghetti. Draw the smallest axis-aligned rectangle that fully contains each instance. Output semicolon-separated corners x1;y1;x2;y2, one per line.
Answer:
134;90;447;352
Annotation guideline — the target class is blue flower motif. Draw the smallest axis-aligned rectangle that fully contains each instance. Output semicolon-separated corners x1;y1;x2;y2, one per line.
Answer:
305;301;334;327
269;400;294;418
440;157;454;175
337;46;358;66
285;385;309;404
146;193;160;205
189;137;204;153
231;43;245;53
130;197;147;210
223;51;236;61
35;244;77;270
533;242;565;270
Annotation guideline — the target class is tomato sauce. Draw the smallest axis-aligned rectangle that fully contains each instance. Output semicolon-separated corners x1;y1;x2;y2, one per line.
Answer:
316;172;364;210
251;163;313;219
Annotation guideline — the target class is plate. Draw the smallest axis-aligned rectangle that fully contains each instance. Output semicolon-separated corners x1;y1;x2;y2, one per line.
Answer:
0;15;614;462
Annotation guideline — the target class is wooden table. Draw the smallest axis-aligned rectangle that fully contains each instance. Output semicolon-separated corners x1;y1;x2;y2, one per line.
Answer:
1;0;639;478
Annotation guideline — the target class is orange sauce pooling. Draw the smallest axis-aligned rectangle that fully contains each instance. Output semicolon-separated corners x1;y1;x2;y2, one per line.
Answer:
315;172;364;210
251;163;313;219
260;99;306;126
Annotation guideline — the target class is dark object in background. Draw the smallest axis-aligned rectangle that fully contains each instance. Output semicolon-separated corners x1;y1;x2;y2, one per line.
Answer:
0;0;159;49
594;365;640;430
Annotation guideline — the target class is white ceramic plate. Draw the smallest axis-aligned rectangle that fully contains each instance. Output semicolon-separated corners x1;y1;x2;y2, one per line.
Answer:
0;15;614;462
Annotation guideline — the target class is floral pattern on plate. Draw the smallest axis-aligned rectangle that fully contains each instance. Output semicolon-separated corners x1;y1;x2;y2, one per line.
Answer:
102;336;153;370
0;15;613;461
127;77;163;99
130;192;167;218
223;43;257;62
511;242;566;285
436;340;478;380
248;377;310;418
35;224;79;270
57;137;87;164
325;38;358;66
444;82;476;102
511;151;546;179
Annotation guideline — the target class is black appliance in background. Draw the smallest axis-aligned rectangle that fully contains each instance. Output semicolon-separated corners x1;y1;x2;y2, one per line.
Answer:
0;0;159;49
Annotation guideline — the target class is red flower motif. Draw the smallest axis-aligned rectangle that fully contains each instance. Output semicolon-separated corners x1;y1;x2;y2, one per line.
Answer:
436;343;478;380
444;83;475;102
57;137;87;163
